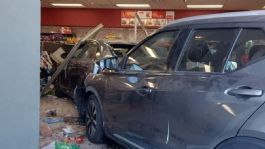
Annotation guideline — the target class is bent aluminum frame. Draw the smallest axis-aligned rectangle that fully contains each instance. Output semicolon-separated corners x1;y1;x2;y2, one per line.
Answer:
41;24;104;95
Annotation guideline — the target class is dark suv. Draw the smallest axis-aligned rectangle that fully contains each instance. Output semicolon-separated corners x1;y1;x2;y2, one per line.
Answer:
76;11;265;149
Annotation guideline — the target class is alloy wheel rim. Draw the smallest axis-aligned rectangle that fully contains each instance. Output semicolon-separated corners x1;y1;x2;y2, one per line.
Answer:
86;102;97;137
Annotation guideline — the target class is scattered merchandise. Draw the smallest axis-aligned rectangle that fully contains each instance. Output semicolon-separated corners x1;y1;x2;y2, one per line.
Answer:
40;51;53;89
75;136;85;144
62;126;75;137
43;86;56;96
41;33;64;42
59;27;72;35
63;117;80;125
41;51;53;71
46;109;57;117
66;37;79;44
42;141;55;149
41;137;54;149
50;47;66;64
40;96;78;118
41;27;78;44
55;142;81;149
40;122;53;137
40;96;113;149
43;117;64;124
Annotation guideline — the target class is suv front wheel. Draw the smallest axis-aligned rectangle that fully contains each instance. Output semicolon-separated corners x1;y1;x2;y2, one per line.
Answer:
86;94;105;144
215;137;265;149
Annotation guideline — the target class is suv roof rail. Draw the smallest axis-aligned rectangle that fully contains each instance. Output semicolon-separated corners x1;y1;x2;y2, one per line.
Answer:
165;10;265;27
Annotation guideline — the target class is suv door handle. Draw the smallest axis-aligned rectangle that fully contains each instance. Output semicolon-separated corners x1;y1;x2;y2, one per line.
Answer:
136;87;152;96
226;86;263;97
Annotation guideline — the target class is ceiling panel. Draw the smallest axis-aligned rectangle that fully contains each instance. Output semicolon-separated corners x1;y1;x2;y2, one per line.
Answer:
185;0;226;5
41;0;265;10
42;0;114;8
84;0;113;8
149;0;186;9
109;0;150;3
224;0;265;10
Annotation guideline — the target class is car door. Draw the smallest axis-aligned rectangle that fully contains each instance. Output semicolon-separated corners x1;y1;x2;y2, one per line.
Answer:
58;42;87;92
103;30;179;148
61;41;104;95
152;28;265;149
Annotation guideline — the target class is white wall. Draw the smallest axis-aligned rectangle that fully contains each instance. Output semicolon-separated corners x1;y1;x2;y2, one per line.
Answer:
0;0;40;148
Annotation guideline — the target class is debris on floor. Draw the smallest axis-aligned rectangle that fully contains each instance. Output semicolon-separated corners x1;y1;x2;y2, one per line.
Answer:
40;96;108;149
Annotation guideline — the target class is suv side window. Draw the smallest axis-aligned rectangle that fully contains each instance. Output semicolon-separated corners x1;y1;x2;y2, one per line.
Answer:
225;29;265;72
177;29;238;73
125;31;179;71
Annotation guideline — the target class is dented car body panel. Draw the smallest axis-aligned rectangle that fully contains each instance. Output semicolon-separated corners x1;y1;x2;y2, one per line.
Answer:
56;40;135;98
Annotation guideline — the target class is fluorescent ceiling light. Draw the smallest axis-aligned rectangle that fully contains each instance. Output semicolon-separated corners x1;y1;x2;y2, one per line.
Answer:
51;3;84;7
187;5;223;9
116;4;150;8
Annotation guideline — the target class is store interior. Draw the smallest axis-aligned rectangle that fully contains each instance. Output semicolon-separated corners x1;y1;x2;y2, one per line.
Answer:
38;0;265;149
3;0;265;149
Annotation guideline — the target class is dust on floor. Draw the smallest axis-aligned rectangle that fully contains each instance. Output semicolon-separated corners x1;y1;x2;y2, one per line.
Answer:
40;96;122;149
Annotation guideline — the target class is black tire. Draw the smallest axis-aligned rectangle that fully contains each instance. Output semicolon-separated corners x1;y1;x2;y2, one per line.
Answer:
215;137;265;149
54;78;67;98
74;86;87;124
86;94;105;144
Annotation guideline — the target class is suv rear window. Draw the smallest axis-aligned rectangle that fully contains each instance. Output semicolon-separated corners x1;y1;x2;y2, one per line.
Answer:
177;29;238;73
225;29;265;72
